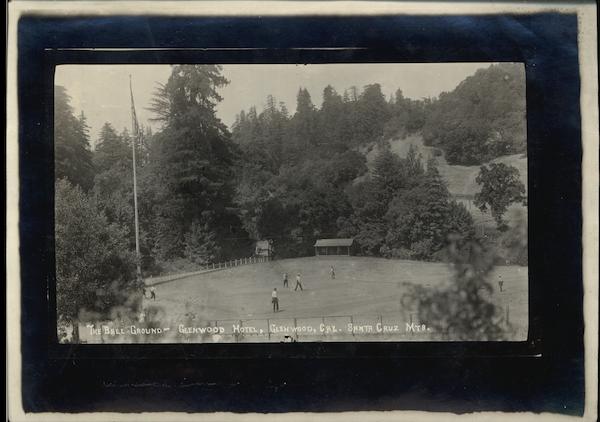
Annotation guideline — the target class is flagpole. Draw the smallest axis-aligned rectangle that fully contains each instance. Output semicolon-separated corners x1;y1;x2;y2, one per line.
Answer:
129;75;143;283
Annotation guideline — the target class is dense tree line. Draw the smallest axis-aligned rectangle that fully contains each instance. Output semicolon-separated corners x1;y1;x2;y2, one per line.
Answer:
232;82;475;259
232;83;427;165
54;66;248;325
421;63;526;165
54;63;526;326
233;63;526;169
54;86;94;190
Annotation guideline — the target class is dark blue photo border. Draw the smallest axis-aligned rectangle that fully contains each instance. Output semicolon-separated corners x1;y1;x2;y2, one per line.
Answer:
17;13;583;414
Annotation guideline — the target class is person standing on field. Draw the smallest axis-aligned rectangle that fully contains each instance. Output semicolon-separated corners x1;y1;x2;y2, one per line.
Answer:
294;273;304;291
150;286;156;301
330;266;335;280
283;272;289;288
272;288;279;312
498;276;504;292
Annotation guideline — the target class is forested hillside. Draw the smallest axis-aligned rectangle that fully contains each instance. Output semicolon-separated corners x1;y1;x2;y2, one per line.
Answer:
230;63;526;258
54;63;528;325
421;63;526;165
230;78;478;260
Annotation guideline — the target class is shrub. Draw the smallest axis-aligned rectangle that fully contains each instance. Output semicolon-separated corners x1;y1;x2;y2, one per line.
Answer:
405;235;511;340
184;220;220;266
55;179;138;336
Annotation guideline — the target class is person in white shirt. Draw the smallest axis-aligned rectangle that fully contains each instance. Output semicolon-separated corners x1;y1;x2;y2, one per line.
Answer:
294;273;303;291
271;288;279;312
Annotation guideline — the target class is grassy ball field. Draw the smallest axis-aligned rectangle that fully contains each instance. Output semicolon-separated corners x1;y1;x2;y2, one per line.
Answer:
133;256;528;343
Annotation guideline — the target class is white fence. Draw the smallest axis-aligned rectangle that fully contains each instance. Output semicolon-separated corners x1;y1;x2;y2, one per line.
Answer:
204;255;272;271
145;256;273;286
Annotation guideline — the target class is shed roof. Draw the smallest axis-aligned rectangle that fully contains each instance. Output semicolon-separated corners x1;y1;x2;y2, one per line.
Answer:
314;238;354;247
255;240;271;248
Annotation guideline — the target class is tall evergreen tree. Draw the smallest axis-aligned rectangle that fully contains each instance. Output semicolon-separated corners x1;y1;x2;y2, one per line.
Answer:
148;65;239;260
260;95;288;169
288;88;318;155
318;85;346;149
383;158;473;260
55;85;94;190
94;122;131;173
184;219;220;265
91;122;137;255
354;83;390;145
420;159;452;251
371;147;407;211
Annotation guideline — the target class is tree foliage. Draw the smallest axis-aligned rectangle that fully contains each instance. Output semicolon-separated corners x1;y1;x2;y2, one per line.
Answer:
184;219;220;265
421;63;526;164
353;83;390;145
94;123;131;173
379;158;474;260
55;179;137;324
384;90;430;139
147;65;243;261
339;148;474;259
53;63;527;331
54;86;94;190
497;209;528;266
474;162;526;230
405;235;509;340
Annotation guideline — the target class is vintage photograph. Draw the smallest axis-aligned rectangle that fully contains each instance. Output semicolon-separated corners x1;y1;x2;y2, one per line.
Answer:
54;63;528;343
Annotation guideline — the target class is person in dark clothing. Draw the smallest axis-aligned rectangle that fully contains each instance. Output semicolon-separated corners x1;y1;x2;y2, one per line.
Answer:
294;273;303;291
150;286;156;300
498;276;504;292
283;272;289;288
272;288;279;312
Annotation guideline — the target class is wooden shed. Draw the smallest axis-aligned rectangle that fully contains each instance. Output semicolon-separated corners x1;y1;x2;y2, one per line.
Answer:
255;240;274;257
314;238;354;256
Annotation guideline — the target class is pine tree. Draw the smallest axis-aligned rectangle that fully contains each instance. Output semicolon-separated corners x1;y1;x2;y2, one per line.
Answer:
319;85;345;148
55;86;94;190
184;220;220;265
260;95;288;169
371;147;406;210
92;123;135;243
420;159;451;251
78;111;92;149
290;87;318;150
148;65;237;260
382;157;473;260
354;83;390;145
94;122;130;173
383;88;410;139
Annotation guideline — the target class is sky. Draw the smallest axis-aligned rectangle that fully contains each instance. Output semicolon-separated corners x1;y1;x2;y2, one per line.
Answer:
55;63;493;146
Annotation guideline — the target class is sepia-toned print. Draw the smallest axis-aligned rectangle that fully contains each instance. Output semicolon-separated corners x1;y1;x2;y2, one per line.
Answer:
54;63;528;343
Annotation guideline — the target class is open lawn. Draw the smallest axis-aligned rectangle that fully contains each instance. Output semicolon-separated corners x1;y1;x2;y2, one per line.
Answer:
120;256;528;343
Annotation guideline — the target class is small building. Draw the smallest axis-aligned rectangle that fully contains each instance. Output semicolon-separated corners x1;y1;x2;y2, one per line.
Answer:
255;240;274;257
314;238;354;256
